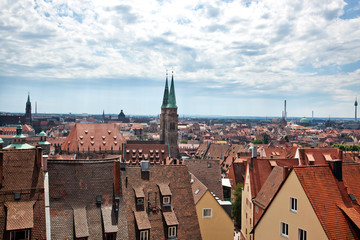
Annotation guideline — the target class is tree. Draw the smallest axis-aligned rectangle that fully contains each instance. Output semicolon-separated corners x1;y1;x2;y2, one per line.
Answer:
232;183;242;228
180;139;188;144
251;139;263;144
284;135;289;142
263;133;269;144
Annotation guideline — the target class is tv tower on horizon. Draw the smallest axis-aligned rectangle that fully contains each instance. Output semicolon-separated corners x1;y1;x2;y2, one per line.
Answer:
355;97;358;122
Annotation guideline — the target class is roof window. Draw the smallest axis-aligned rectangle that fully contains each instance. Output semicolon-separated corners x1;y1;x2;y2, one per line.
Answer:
84;130;88;134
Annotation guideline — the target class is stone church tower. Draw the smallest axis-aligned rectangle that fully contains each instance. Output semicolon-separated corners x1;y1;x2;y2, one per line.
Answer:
25;93;32;124
160;71;180;158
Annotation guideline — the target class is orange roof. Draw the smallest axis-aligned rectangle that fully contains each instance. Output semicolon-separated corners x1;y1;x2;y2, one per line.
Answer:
294;165;358;239
61;123;125;152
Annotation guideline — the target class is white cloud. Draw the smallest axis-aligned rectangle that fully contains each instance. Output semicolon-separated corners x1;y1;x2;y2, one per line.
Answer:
0;0;359;116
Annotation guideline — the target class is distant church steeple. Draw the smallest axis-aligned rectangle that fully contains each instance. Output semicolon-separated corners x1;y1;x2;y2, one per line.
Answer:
160;70;179;158
25;92;32;124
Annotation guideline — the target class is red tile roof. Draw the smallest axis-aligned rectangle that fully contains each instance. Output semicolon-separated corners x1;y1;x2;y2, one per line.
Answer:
294;165;358;239
61;123;125;152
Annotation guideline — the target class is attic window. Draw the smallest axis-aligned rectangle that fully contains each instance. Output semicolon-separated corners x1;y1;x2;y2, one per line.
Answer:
161;150;165;153
207;162;212;168
349;194;356;202
103;142;106;145
90;136;94;140
96;195;102;205
150;150;153;153
14;193;21;200
114;142;118;145
80;142;84;145
108;130;111;134
132;150;136;153
84;130;88;134
136;197;144;206
79;136;83;140
155;150;159;153
194;189;200;195
126;150;130;153
113;136;117;140
190;178;194;184
102;136;106;140
163;196;171;205
91;142;94;145
139;149;143;153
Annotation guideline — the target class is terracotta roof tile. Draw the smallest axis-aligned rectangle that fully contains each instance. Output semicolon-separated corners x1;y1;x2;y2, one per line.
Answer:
5;201;35;230
134;211;151;230
190;173;208;204
157;183;172;196
163;211;179;226
73;207;89;238
294;165;357;239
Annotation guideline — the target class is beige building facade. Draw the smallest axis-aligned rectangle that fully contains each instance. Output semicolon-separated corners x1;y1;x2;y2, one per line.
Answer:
254;170;328;240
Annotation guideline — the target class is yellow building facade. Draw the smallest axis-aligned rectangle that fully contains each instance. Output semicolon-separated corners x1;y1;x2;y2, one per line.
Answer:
196;191;234;240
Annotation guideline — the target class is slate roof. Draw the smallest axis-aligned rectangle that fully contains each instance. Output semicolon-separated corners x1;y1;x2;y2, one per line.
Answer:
48;158;129;240
184;159;224;200
61;123;125;152
121;164;201;240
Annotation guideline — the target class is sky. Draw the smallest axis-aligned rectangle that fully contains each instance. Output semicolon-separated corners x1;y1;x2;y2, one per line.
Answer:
0;0;360;118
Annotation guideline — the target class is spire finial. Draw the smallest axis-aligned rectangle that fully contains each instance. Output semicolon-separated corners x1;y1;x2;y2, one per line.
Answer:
161;71;170;108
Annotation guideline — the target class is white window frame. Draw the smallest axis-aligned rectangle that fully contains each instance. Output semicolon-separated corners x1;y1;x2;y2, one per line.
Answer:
203;208;212;218
281;222;288;238
140;230;149;240
163;196;171;204
168;226;177;238
290;197;298;213
298;228;307;240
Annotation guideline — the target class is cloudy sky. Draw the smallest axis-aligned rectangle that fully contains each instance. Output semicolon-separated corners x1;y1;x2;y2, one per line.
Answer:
0;0;360;118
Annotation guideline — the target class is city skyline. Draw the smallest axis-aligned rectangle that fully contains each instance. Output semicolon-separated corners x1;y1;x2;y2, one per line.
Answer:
1;0;360;118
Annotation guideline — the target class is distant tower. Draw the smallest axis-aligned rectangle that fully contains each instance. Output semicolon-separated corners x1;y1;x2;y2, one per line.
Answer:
160;70;179;158
355;97;358;122
35;101;37;115
103;109;105;119
25;93;32;124
280;100;287;127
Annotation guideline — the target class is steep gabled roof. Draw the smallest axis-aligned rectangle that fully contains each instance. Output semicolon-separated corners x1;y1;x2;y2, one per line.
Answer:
294;165;358;240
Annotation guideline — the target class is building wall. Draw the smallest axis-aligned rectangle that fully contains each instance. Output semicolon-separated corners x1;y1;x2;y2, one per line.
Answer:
254;170;328;240
196;191;234;240
241;164;253;240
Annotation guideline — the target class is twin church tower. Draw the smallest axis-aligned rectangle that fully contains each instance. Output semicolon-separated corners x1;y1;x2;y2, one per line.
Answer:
160;71;180;159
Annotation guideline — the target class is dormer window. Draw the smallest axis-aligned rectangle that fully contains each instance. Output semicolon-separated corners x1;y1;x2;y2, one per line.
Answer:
168;226;177;239
134;187;145;211
163;196;171;205
140;230;149;240
136;197;144;206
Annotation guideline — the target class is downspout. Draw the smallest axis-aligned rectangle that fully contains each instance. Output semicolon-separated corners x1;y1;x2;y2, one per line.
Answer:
44;171;51;239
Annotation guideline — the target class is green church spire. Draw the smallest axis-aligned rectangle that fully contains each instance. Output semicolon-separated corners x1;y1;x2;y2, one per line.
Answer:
26;92;31;106
167;71;177;108
161;71;169;109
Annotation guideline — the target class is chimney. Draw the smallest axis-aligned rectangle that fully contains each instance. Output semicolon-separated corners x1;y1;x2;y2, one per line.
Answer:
339;150;343;160
36;147;42;168
114;161;121;196
251;146;257;158
283;166;289;180
328;159;342;182
140;160;150;180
